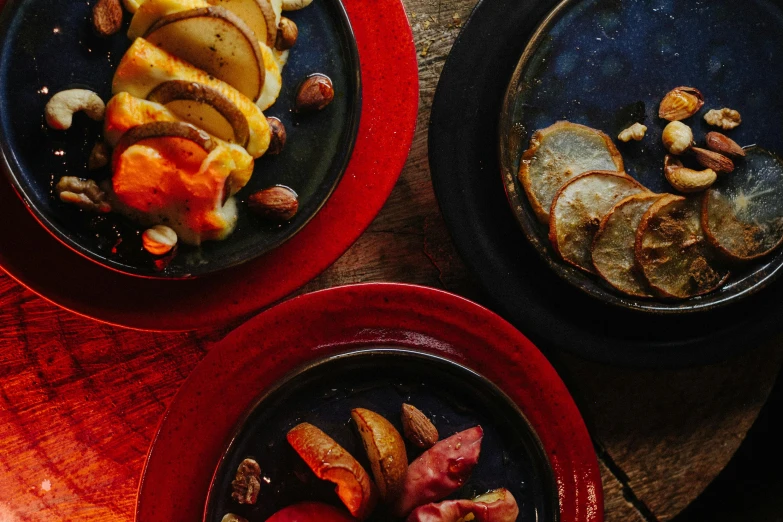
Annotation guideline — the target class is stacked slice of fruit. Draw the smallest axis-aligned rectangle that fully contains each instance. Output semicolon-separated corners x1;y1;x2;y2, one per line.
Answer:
519;121;783;300
104;0;307;246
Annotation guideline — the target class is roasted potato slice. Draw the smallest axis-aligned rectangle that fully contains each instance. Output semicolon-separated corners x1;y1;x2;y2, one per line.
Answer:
549;171;647;273
702;147;783;261
592;193;664;297
287;423;378;520
519;121;624;223
636;195;729;299
351;408;408;502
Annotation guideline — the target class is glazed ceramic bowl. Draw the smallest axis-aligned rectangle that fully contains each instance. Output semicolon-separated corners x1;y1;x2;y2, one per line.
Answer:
205;348;559;522
0;0;361;278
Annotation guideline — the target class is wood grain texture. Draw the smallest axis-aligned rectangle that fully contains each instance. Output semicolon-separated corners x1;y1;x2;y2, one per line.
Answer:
0;0;781;521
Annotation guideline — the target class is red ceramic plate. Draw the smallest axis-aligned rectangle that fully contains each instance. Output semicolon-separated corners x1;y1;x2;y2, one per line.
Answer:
0;0;418;331
136;283;603;522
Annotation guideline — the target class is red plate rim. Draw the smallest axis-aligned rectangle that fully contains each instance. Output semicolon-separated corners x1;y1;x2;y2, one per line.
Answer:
0;0;419;332
136;283;603;522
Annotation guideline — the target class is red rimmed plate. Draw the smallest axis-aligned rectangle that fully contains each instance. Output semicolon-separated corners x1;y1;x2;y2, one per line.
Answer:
136;283;602;522
0;0;418;331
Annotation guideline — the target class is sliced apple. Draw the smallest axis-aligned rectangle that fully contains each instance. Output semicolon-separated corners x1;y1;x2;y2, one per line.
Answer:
128;0;209;40
148;80;250;147
407;489;520;522
207;0;277;46
351;408;408;502
113;38;271;157
265;502;358;522
144;6;265;101
286;423;378;520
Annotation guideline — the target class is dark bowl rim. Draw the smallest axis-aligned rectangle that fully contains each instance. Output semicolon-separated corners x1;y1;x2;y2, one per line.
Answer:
202;346;561;522
497;0;783;315
0;0;363;280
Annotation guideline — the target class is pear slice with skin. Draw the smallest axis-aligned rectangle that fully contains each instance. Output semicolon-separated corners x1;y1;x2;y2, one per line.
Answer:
113;121;216;168
207;0;278;46
144;6;265;101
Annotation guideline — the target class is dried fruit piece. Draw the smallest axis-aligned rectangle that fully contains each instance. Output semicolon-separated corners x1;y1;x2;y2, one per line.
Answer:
518;121;624;223
549;171;647;273
401;403;438;449
287;423;378;520
704;108;742;130
662;121;693;155
659;86;704;121
618;122;647;142
636;195;729;298
351;408;408;502
691;147;734;174
231;458;261;505
592;193;663;298
703;147;783;261
705;132;746;159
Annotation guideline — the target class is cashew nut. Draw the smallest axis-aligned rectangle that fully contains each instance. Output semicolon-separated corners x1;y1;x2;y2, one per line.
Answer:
281;0;313;11
45;89;105;130
664;155;716;193
618;122;647;142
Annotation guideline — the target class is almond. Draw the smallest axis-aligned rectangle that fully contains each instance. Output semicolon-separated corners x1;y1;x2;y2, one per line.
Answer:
691;147;735;174
705;132;746;159
659;86;704;121
248;186;299;221
401;404;438;449
93;0;123;37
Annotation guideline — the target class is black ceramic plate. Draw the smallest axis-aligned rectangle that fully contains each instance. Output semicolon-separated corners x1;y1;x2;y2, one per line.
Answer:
205;349;559;522
0;0;360;278
429;0;783;366
499;0;783;313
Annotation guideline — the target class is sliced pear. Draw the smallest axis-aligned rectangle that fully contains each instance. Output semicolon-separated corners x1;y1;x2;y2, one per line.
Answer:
207;0;277;46
549;171;646;273
703;147;783;261
128;0;209;40
519;121;625;223
144;6;265;101
351;408;408;503
113;38;271;157
636;195;729;299
113;121;216;164
148;80;250;147
592;193;664;297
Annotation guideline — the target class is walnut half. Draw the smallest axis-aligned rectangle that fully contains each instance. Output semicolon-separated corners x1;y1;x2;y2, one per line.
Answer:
704;108;742;130
55;177;111;213
231;458;262;505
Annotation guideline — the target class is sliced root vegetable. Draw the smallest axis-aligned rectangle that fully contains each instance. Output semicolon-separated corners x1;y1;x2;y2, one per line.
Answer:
518;121;624;223
592;193;664;297
636;195;729;299
144;6;266;101
286;423;378;520
265;502;358;522
148;80;251;147
351;408;408;502
549;171;647;273
406;488;519;522
702;147;783;261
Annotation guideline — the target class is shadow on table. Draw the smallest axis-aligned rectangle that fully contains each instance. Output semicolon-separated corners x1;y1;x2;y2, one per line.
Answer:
674;368;783;522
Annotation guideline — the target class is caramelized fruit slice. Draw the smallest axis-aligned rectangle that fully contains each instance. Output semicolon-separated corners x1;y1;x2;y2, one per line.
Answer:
702;147;783;261
127;0;208;40
148;81;251;147
351;408;408;502
144;7;265;101
549;171;646;273
592;193;664;297
636;195;729;299
207;0;278;46
519;121;624;223
286;423;378;520
113;121;216;166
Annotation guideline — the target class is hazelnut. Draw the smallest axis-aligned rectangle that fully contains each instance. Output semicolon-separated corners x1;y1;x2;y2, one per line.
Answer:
662;121;693;155
142;225;178;256
704;108;741;130
618;122;647;142
266;117;286;155
275;17;298;51
659;86;704;121
248;186;299;221
295;74;335;113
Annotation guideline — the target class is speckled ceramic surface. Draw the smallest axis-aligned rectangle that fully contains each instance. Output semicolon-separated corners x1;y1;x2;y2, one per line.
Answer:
136;284;602;521
500;0;783;312
0;0;360;278
206;349;558;522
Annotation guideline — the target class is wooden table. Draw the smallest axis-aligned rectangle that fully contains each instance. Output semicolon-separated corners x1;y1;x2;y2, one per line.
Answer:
1;1;782;521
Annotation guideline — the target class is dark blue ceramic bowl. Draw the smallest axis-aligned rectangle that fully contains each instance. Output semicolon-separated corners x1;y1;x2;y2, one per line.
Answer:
0;0;360;278
500;0;783;313
204;349;559;522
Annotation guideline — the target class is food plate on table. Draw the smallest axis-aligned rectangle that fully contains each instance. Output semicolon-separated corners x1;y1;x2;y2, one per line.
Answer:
429;0;783;366
0;0;417;330
135;283;602;521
